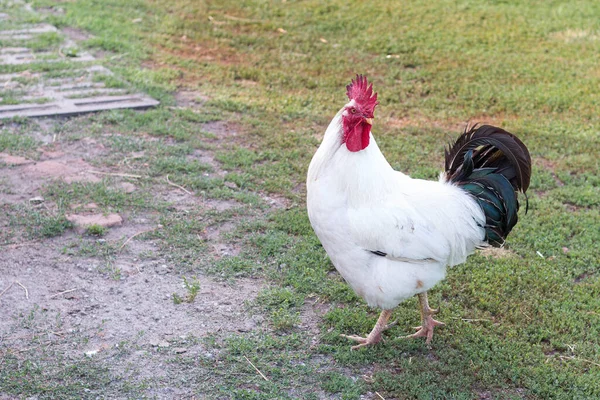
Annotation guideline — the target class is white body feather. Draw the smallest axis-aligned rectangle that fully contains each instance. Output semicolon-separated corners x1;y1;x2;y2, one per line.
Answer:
307;110;487;309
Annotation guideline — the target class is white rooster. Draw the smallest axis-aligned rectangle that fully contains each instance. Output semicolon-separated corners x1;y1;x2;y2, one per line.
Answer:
307;75;531;349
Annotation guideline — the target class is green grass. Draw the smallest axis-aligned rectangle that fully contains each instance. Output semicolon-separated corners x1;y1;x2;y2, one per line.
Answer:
2;203;72;242
1;0;599;398
85;224;107;236
44;180;151;213
0;129;39;154
0;353;146;398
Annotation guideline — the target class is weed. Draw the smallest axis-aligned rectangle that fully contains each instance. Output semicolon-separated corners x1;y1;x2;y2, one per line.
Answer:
5;204;73;239
62;238;120;263
86;224;107;236
269;308;300;331
173;276;201;304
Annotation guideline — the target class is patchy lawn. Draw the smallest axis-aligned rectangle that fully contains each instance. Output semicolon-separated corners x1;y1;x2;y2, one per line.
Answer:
1;0;599;399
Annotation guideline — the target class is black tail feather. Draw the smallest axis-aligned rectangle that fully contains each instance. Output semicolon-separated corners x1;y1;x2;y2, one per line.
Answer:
445;124;532;247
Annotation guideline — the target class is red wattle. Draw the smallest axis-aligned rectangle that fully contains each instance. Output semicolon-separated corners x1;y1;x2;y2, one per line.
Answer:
345;121;371;152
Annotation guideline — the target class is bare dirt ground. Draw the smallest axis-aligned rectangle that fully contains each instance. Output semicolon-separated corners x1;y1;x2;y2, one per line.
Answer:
0;115;260;349
0;113;329;398
1;238;263;355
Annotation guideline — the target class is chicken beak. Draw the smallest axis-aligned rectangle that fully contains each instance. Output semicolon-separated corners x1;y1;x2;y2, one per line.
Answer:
364;118;374;125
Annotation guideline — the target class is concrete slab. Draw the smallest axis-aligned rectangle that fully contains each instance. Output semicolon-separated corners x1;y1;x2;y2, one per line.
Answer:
0;4;159;119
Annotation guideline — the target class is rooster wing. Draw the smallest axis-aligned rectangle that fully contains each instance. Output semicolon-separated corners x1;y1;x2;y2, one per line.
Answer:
345;177;485;268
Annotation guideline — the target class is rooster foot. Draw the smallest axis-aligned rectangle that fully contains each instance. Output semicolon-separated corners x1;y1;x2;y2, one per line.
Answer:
401;292;445;344
340;311;396;350
403;315;445;344
340;333;383;350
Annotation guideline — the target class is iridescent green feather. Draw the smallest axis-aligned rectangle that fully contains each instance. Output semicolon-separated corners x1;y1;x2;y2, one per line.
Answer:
445;125;531;247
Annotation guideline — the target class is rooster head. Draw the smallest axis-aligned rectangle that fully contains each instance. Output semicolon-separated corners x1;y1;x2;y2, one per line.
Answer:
342;75;379;152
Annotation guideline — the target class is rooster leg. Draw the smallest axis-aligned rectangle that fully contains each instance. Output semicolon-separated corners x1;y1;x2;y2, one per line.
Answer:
340;309;395;350
403;292;445;344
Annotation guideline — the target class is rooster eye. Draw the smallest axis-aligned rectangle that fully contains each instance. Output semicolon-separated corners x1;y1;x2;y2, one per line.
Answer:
350;108;357;114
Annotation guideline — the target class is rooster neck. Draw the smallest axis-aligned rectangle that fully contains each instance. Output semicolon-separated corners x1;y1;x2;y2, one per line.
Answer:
331;141;395;206
307;112;344;183
307;111;396;206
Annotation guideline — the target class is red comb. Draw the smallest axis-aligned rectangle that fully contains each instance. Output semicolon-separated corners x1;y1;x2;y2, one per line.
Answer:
346;74;378;115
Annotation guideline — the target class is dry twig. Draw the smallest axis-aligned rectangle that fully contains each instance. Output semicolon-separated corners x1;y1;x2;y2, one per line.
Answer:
15;281;28;300
0;282;14;299
0;240;39;248
119;228;156;252
165;175;193;195
18;342;51;352
49;288;79;299
223;14;261;23
207;16;226;25
243;355;269;381
88;170;142;179
558;355;600;368
375;392;386;400
451;317;492;323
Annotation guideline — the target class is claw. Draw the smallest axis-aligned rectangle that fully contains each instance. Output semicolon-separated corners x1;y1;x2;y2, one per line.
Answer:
340;333;382;350
403;316;445;344
402;292;445;344
350;342;372;350
384;320;398;330
340;310;394;350
340;334;368;342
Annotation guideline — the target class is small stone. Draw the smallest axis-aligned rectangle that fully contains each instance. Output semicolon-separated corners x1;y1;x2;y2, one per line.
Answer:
29;196;45;205
84;349;99;357
173;347;187;354
120;182;136;193
0;153;33;165
66;213;123;229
